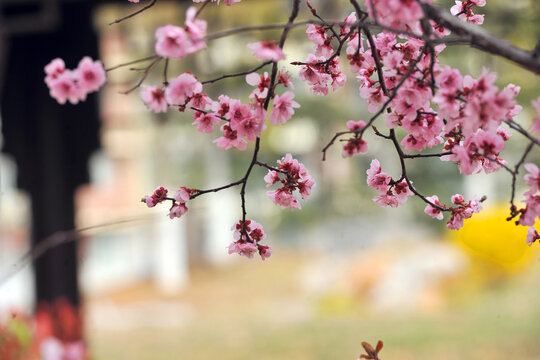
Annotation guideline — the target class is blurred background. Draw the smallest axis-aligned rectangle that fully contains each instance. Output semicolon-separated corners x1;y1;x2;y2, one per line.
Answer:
1;0;539;359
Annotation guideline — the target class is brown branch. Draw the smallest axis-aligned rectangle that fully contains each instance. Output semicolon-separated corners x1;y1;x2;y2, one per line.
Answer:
322;130;352;161
509;141;535;215
109;0;158;26
106;54;160;72
363;26;389;96
403;151;452;159
119;57;162;94
201;61;272;85
389;129;449;212
421;3;540;74
504;119;540;147
195;0;212;18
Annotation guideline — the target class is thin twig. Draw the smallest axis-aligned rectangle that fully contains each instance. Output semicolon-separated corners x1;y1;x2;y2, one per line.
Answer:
109;0;158;26
201;61;272;85
0;216;158;287
389;129;449;211
120;57;161;94
106;54;160;72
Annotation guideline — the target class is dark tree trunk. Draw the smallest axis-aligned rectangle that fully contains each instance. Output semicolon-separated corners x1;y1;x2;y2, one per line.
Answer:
1;1;101;308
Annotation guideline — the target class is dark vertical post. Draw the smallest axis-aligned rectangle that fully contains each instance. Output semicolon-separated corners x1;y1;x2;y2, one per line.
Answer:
1;1;100;308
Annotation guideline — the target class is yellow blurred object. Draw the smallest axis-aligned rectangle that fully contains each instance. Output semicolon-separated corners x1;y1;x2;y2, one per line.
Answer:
449;204;536;270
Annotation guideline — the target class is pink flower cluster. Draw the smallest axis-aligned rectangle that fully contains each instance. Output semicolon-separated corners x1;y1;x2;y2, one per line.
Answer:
229;220;272;260
44;57;106;104
450;0;486;25
298;53;346;96
154;7;207;59
143;186;194;219
140;67;298;151
424;194;482;230
365;0;436;30
264;154;315;210
366;159;413;208
342;120;368;158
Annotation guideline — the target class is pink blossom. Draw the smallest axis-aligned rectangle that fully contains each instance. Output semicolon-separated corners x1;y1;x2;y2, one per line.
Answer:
401;134;428;152
342;138;368;158
128;0;139;2
165;72;202;105
233;116;264;142
437;66;463;93
264;170;280;187
524;163;540;196
306;25;327;46
277;69;294;89
48;72;86;105
346;120;367;131
393;180;413;204
188;93;214;111
451;194;465;205
228;241;258;259
227;100;252;123
192;111;221;133
229;220;269;260
140;86;168;113
366;159;391;193
174;187;191;203
155;25;190;59
267;188;301;210
424;195;444;220
446;196;482;230
168;203;188;219
269;91;300;125
373;194;400;208
75;56;106;93
145;186;169;207
526;227;539;246
44;58;66;87
258;245;273;260
185;7;207;53
265;154;315;210
247;41;285;62
213;123;248;151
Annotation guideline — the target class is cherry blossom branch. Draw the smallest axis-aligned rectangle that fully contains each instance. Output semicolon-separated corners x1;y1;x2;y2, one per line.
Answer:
105;54;160;72
306;1;340;39
255;161;288;174
190;179;245;200
108;0;158;26
363;26;389;96
322;45;428;160
201;61;272;85
195;0;212;19
322;130;353;161
508;141;535;218
120;57;162;94
162;58;169;85
402;151;452;159
504;119;540;147
388;129;449;211
421;3;540;74
190;107;228;121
